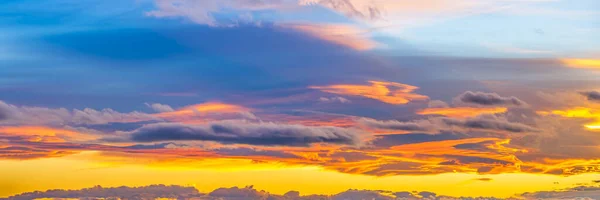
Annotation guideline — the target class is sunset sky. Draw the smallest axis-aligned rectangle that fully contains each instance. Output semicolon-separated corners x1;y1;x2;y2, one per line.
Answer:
1;0;600;199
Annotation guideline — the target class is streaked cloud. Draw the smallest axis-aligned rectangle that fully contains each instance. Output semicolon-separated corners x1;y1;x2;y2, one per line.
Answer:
310;81;428;105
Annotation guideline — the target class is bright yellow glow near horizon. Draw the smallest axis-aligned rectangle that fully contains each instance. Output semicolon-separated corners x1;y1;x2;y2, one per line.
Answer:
0;151;598;198
561;58;600;69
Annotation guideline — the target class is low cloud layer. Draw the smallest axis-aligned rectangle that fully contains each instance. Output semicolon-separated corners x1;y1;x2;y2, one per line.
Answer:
11;184;600;200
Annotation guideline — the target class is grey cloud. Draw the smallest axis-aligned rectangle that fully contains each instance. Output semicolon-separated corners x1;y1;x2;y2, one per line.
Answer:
357;118;432;131
454;91;527;107
128;121;361;147
442;115;539;133
580;91;600;102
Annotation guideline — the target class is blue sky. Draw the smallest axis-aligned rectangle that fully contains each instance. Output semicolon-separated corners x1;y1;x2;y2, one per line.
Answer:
1;1;600;198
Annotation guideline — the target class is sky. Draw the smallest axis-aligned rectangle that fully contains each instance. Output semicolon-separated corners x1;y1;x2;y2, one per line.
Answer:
1;0;600;199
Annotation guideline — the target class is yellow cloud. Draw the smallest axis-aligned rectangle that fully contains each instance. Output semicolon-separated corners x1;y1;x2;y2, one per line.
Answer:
560;58;600;69
310;81;428;105
538;107;600;130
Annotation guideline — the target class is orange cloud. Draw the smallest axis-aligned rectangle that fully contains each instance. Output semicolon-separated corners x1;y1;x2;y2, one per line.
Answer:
155;102;252;123
560;58;600;69
284;23;378;51
417;107;508;118
0;126;96;142
310;81;428;105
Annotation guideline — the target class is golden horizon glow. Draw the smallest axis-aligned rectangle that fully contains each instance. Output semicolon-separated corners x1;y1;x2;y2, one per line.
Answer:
1;152;599;198
417;107;508;118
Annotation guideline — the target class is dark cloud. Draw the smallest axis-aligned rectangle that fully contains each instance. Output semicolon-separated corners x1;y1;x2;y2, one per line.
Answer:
580;91;600;102
454;91;527;107
127;121;361;147
442;115;539;133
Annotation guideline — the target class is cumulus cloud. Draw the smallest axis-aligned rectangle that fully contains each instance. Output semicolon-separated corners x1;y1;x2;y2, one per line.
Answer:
454;91;528;107
580;91;600;102
126;121;362;146
145;103;175;113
